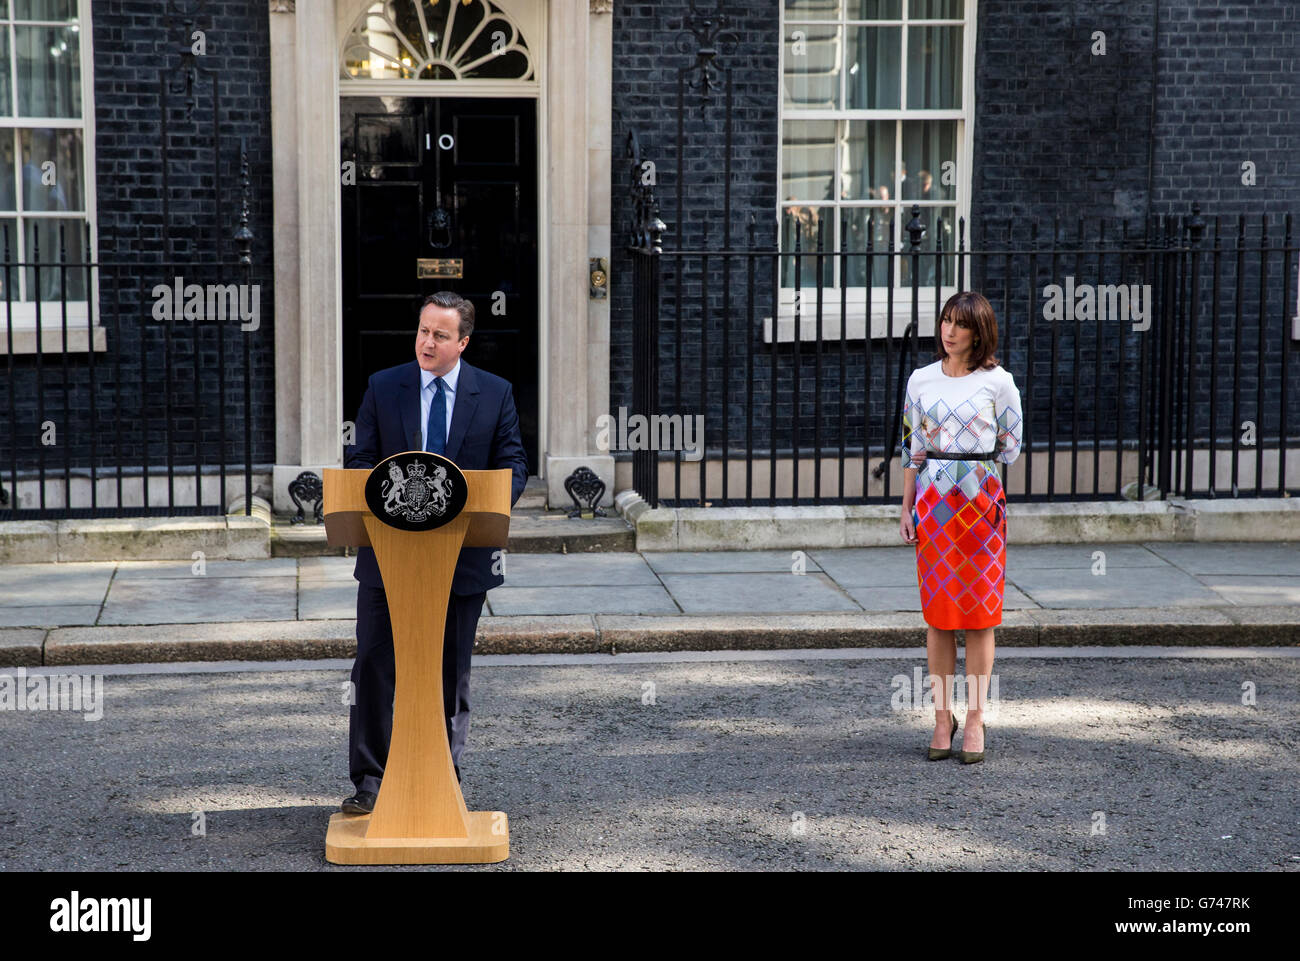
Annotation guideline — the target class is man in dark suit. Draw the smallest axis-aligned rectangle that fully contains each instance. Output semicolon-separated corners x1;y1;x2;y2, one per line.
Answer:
341;290;528;814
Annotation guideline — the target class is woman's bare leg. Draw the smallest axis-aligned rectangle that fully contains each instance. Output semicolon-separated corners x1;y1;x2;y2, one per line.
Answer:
962;627;996;752
927;626;958;749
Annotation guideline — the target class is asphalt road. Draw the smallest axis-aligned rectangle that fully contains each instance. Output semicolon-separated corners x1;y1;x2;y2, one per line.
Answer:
2;651;1298;871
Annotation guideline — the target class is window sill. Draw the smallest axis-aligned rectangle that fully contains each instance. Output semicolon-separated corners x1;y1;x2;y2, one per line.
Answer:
0;326;107;354
763;307;938;343
764;286;954;343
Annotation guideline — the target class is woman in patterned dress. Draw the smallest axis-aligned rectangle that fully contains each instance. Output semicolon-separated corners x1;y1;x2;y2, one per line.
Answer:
899;291;1023;763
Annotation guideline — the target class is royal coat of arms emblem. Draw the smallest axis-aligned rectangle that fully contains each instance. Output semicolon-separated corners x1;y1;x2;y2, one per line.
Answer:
364;452;468;531
381;460;453;522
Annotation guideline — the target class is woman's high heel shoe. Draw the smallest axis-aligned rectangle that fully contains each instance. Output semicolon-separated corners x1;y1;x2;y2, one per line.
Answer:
927;713;959;761
958;722;986;764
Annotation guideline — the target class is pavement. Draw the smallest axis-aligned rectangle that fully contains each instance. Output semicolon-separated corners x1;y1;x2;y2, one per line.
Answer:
1;541;1299;665
2;648;1298;870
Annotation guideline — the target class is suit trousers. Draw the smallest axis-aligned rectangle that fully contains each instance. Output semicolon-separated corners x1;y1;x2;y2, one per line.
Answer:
348;582;486;795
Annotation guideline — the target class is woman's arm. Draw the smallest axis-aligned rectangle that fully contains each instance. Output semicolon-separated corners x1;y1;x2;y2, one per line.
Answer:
994;369;1024;466
900;374;923;542
900;465;921;543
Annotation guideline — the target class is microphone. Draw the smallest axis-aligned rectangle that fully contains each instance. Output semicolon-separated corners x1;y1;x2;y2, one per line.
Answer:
412;430;422;452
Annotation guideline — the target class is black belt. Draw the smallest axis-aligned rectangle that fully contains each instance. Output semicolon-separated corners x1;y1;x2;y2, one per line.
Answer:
923;450;996;460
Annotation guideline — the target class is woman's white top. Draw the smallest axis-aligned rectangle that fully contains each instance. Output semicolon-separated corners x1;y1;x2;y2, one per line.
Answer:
901;360;1024;473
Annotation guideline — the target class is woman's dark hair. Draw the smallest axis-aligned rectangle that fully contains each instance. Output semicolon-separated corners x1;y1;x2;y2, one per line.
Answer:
935;290;999;371
420;290;475;340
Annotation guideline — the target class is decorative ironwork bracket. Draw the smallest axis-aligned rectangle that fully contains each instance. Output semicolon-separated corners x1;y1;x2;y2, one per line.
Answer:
673;1;738;99
564;467;607;519
289;471;324;524
164;0;210;120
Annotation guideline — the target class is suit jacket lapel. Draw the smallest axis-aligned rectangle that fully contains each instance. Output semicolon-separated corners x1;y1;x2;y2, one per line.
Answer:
398;361;422;452
445;360;480;462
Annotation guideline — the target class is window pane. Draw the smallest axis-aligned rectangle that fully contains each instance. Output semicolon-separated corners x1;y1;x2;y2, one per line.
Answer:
782;120;835;202
20;128;82;210
906;26;961;109
909;0;963;18
433;1;530;80
343;5;428;80
784;0;839;20
15;25;81;118
15;1;79;19
901;120;956;201
784;25;840;109
852;0;903;17
23;217;86;301
0;32;11;116
846;26;900;109
896;205;955;287
780;205;834;286
841;120;896;201
0;134;14;210
840;207;894;284
343;22;406;79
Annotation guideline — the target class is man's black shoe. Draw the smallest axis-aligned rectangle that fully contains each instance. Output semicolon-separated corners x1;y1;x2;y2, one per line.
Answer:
341;791;376;815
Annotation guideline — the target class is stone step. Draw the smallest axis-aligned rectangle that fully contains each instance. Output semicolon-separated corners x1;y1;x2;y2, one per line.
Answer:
517;475;548;510
271;505;634;557
503;508;635;553
272;521;348;557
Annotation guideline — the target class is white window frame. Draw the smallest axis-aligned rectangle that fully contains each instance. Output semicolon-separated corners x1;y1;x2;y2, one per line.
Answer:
771;0;976;342
0;0;100;352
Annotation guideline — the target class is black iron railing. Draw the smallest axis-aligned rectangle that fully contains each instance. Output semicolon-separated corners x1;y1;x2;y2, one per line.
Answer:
627;205;1299;507
0;226;264;519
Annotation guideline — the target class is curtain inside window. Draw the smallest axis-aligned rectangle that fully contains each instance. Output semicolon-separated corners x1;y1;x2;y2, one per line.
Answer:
906;25;961;110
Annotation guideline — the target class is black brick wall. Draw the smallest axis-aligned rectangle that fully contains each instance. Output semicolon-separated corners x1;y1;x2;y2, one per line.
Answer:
972;0;1300;224
972;0;1300;468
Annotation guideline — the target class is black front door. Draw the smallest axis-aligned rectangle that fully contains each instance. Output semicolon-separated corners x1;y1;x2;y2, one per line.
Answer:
341;96;538;469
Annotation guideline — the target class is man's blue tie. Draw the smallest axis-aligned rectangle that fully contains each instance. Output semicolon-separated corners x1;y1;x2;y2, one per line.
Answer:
425;376;446;455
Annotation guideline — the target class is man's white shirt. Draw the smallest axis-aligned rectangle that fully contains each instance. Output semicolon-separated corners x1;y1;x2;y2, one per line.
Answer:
419;359;460;452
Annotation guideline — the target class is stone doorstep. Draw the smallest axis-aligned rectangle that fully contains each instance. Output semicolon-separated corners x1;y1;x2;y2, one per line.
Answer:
270;508;635;557
271;523;349;558
5;607;1296;667
516;475;548;510
626;497;1300;551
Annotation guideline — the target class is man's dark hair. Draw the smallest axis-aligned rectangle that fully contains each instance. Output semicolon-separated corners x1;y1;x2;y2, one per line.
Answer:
420;291;475;340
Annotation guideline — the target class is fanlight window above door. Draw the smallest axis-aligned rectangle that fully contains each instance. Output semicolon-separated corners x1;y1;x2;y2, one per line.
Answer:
342;0;534;81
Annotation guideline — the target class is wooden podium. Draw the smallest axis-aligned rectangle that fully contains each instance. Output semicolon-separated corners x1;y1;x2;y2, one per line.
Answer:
321;454;512;865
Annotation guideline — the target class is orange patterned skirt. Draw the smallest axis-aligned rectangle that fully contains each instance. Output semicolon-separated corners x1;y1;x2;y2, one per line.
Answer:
914;466;1007;630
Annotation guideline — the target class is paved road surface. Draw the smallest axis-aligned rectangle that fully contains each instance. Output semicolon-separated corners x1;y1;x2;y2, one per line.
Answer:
2;650;1297;871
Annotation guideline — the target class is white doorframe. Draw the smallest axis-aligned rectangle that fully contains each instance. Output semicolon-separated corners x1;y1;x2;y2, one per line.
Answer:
271;0;619;511
335;0;547;472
